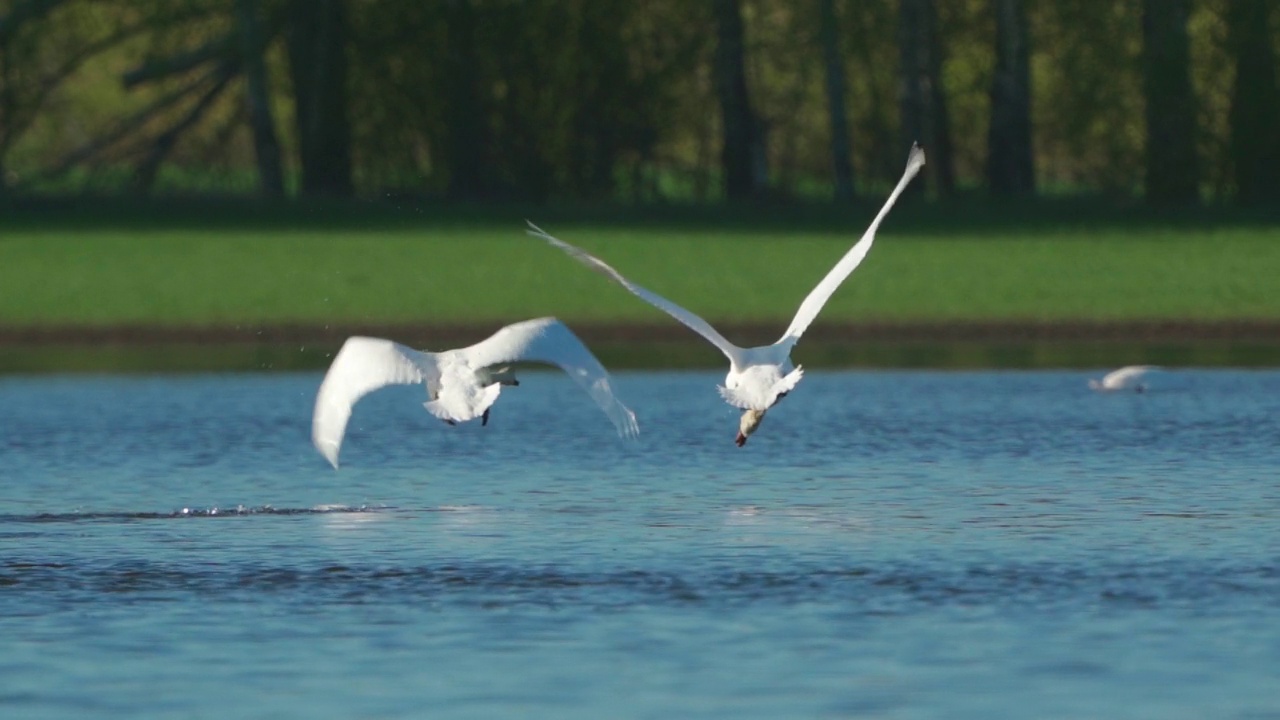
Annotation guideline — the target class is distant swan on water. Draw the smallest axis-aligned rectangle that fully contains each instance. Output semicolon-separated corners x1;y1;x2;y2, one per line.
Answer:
1089;365;1159;393
312;317;638;467
527;143;925;446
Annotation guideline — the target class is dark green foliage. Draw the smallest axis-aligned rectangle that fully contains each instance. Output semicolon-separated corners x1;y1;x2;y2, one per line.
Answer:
0;1;1273;203
1142;0;1200;204
1227;0;1280;204
987;0;1034;196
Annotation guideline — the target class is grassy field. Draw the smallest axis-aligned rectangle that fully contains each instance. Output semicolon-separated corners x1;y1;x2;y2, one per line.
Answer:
2;199;1278;328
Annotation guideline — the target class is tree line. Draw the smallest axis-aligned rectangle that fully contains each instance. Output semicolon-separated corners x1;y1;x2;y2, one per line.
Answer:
0;0;1277;205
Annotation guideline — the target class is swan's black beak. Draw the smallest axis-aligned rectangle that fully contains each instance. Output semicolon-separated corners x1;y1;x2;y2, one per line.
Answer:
482;408;490;426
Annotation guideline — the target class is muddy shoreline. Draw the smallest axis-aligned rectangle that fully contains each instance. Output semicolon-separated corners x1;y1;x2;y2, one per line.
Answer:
2;319;1278;373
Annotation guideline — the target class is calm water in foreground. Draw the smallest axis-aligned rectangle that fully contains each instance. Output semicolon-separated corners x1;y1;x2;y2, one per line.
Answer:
2;369;1278;719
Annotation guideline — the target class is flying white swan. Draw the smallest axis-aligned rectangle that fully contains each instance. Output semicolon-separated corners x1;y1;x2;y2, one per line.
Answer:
312;317;638;467
528;143;925;446
1089;365;1158;393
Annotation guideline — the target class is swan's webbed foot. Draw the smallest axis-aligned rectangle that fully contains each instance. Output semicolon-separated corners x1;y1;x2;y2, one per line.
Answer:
441;418;456;426
735;432;748;447
482;408;491;426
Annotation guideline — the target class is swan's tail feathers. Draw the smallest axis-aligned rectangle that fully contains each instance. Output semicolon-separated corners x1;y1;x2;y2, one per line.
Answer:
423;400;454;422
718;385;754;410
423;384;503;425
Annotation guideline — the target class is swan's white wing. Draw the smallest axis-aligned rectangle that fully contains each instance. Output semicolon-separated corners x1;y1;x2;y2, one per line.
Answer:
1102;365;1157;388
526;222;745;367
778;143;926;347
312;336;440;468
462;317;639;437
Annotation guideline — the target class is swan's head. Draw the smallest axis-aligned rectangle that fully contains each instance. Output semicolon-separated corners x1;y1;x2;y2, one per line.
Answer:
735;408;767;447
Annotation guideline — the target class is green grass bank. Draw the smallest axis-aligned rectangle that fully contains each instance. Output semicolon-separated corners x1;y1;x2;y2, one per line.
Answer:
2;199;1278;371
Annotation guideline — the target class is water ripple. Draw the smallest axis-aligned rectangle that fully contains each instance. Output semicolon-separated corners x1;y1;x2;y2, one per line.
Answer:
0;505;389;524
2;558;1275;612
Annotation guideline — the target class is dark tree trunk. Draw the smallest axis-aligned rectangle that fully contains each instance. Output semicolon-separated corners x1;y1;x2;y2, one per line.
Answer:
1141;0;1198;205
898;0;954;195
712;0;764;200
443;0;493;200
236;0;284;198
567;0;628;199
819;0;854;200
0;42;13;184
1227;0;1280;204
986;0;1034;195
287;0;353;197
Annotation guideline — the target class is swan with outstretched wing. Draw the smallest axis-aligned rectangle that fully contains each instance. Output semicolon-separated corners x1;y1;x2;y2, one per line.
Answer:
528;144;924;446
1089;365;1159;393
312;317;638;467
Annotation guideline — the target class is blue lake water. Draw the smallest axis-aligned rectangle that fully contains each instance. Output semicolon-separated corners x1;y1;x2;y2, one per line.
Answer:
2;369;1279;719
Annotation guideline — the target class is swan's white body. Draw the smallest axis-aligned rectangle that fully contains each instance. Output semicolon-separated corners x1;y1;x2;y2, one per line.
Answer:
1089;365;1158;392
529;144;925;445
312;317;638;467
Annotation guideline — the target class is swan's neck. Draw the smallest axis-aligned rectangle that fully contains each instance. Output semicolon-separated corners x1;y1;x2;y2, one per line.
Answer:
739;408;766;438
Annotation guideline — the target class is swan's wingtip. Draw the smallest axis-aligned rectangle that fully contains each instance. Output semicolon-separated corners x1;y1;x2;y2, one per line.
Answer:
618;415;641;439
525;219;552;239
314;438;341;469
907;142;926;168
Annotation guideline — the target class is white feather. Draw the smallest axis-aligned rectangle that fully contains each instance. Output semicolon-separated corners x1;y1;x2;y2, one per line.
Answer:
311;318;637;468
525;222;746;369
1090;365;1159;391
779;143;926;346
312;337;438;468
528;144;924;443
458;317;640;438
